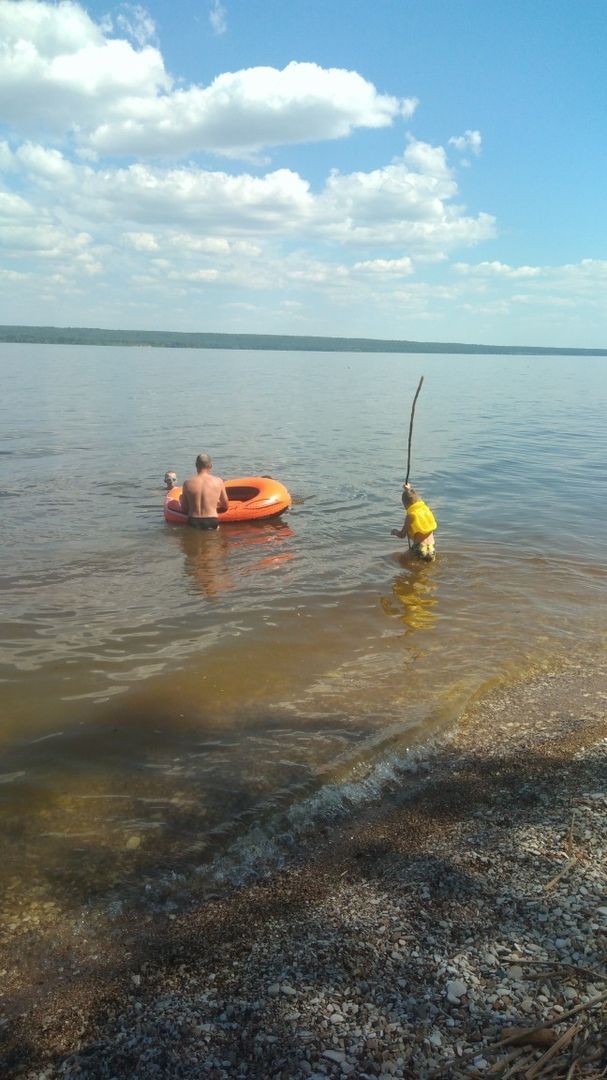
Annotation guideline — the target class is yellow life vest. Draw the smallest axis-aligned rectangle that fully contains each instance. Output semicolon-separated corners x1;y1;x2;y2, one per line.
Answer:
406;499;437;540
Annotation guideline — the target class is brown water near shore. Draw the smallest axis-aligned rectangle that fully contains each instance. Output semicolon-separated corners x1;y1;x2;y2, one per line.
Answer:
1;548;605;925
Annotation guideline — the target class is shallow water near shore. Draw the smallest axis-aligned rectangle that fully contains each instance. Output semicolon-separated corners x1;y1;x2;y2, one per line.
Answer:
1;345;606;913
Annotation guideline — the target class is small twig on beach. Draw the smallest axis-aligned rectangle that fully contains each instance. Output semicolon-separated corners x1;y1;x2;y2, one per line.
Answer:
535;1063;574;1078
525;967;607;984
533;1063;573;1079
520;967;604;984
544;853;579;893
492;988;607;1049
524;1022;581;1079
541;1066;570;1078
542;811;581;893
567;811;577;858
563;1026;591;1080
501;1050;536;1078
486;1046;528;1076
502;958;607;983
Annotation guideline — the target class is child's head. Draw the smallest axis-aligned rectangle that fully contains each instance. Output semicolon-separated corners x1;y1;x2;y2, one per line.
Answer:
164;470;178;490
401;483;419;508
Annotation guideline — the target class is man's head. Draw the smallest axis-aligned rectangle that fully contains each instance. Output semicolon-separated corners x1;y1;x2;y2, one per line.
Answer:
402;483;419;508
195;453;212;472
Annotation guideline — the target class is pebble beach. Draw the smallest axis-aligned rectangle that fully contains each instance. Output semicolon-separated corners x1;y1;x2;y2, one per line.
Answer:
2;653;606;1079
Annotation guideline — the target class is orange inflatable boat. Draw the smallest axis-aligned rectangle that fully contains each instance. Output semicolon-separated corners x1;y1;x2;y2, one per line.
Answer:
164;476;292;524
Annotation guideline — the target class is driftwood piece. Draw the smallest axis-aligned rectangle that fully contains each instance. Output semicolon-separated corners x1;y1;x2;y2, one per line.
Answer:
499;1026;558;1048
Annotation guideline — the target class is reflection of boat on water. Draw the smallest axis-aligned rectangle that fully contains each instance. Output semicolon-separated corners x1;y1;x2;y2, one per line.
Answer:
164;476;291;524
239;526;297;576
381;561;438;632
222;519;297;575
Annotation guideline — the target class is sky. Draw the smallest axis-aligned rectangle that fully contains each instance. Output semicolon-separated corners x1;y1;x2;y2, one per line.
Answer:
0;0;606;347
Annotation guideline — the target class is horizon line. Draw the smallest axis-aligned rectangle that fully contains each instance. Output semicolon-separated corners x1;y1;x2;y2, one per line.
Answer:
1;323;606;356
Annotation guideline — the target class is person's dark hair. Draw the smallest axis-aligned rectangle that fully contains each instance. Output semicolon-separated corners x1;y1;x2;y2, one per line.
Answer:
195;453;212;471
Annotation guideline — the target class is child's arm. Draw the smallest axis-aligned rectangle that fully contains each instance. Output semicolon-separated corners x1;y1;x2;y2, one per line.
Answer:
391;522;407;539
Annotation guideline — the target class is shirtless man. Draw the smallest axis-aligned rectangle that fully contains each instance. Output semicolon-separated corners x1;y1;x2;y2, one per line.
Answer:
180;453;229;530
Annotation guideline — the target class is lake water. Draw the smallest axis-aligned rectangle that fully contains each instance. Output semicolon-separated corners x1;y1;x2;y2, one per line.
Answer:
1;344;606;912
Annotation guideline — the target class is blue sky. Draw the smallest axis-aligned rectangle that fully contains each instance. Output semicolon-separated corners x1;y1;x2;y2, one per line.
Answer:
0;0;605;346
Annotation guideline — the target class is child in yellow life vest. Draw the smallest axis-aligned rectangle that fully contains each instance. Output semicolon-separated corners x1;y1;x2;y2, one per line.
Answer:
391;483;437;561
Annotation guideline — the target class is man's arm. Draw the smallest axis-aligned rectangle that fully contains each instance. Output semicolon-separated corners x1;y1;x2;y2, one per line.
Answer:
180;484;190;515
217;480;229;513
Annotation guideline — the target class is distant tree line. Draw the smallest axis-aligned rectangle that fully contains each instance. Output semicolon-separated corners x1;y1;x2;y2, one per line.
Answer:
0;324;605;356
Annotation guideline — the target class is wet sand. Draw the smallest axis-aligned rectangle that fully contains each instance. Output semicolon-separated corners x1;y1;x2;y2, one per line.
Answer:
2;653;606;1078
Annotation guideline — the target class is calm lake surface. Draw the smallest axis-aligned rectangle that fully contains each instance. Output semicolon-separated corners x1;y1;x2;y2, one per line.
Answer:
1;344;606;911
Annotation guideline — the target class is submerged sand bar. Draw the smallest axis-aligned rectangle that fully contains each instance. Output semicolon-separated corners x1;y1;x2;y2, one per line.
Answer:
3;654;607;1078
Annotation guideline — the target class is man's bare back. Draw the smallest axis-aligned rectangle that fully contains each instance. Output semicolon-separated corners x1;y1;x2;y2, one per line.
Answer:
180;454;229;530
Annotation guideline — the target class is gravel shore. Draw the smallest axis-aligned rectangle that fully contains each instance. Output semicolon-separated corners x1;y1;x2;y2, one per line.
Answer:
3;654;607;1079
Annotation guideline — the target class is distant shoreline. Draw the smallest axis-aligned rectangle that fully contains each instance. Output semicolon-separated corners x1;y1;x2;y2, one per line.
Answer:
1;324;606;356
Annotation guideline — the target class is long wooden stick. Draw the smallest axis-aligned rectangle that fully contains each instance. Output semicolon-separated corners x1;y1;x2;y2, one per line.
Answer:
405;376;424;486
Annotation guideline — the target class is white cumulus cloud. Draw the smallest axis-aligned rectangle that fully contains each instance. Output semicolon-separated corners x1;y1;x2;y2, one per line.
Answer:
6;144;495;255
0;3;414;158
16;142;77;182
403;138;451;178
88;62;412;158
353;257;414;276
454;260;541;278
126;231;159;251
0;2;522;338
0;0;170;137
449;129;482;155
318;152;494;249
2;134;496;278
